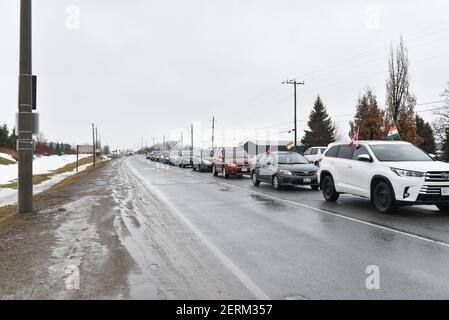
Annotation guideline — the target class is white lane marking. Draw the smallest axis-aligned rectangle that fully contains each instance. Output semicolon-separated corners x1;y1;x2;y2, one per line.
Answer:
215;180;449;249
126;159;270;300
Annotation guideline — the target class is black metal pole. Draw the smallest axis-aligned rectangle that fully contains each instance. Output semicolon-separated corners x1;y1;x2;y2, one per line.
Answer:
17;0;33;213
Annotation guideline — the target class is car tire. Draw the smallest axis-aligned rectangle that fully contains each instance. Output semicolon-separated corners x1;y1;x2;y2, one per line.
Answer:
223;167;230;179
212;165;218;176
436;204;449;212
252;172;260;186
373;181;397;214
272;175;281;190
322;175;339;201
311;184;319;190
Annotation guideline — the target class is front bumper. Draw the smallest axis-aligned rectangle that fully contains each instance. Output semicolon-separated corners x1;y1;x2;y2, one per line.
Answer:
392;176;449;204
279;174;318;186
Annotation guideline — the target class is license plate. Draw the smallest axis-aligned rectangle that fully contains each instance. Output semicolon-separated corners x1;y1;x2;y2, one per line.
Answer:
441;187;449;196
303;178;311;183
241;168;248;172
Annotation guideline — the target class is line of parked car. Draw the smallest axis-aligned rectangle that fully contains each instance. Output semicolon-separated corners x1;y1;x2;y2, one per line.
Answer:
146;140;449;214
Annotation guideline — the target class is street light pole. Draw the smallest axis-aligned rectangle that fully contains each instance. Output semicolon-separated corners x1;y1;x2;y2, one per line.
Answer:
283;79;305;152
17;0;33;213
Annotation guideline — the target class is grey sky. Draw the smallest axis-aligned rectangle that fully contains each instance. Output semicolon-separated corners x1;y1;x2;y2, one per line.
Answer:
1;0;448;150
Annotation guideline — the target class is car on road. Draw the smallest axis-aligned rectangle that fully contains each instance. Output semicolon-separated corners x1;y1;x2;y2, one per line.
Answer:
192;148;215;172
303;146;327;165
251;151;319;190
318;140;449;214
212;147;250;178
169;150;181;166
179;150;193;168
159;151;171;164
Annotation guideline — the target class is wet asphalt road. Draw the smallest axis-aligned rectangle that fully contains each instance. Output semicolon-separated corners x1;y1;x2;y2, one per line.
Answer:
123;155;449;299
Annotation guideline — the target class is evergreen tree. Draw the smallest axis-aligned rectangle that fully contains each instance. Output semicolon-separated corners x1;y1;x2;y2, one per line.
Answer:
0;124;9;147
7;128;18;150
55;142;61;155
49;142;54;155
103;145;110;155
349;88;385;140
301;95;335;148
416;115;436;154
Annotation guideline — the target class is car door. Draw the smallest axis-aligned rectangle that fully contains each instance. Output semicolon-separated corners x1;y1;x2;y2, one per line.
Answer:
347;144;372;197
261;154;275;181
334;144;355;193
256;154;267;181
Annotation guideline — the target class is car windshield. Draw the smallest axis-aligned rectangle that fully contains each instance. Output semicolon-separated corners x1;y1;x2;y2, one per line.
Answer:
224;148;248;158
201;149;214;157
370;144;433;162
275;153;309;164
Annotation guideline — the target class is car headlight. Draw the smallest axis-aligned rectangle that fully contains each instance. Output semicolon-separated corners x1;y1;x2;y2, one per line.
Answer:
390;168;425;178
279;169;293;176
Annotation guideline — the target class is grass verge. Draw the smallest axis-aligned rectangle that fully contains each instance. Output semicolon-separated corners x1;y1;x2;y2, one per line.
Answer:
0;156;97;189
0;157;15;165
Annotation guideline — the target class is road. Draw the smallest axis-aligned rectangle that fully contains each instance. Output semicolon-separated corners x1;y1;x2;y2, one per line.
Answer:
3;155;449;300
121;155;449;299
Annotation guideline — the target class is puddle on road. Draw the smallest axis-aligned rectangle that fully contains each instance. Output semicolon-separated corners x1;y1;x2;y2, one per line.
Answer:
250;194;286;210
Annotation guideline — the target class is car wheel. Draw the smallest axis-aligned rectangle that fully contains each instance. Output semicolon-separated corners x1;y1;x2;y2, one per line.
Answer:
322;175;339;201
223;167;230;179
373;181;397;214
311;184;319;190
272;175;281;190
436;204;449;212
212;165;218;176
252;172;260;186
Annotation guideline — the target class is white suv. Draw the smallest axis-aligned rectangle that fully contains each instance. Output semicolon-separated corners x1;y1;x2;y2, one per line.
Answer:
303;146;327;164
318;140;449;213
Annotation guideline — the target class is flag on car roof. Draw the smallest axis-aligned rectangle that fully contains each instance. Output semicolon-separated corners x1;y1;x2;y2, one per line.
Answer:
387;125;400;139
348;127;359;147
286;141;295;151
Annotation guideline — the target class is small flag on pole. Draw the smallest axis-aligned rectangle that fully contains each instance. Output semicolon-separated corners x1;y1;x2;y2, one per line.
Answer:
286;141;295;151
387;125;400;140
348;127;359;147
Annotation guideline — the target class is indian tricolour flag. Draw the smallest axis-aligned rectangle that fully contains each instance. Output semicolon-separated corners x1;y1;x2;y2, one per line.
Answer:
286;141;295;151
387;125;400;139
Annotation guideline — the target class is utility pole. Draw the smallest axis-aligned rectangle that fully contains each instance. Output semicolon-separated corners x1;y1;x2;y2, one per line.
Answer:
181;131;183;150
92;123;96;167
190;123;193;163
163;135;166;151
152;137;155;149
95;126;98;159
17;0;33;213
282;79;305;152
211;116;216;149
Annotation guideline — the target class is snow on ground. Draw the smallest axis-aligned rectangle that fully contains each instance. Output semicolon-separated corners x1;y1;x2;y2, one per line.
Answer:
0;154;101;207
0;154;90;185
0;153;16;163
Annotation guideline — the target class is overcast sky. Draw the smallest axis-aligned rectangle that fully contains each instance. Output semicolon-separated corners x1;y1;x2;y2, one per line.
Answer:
1;0;448;150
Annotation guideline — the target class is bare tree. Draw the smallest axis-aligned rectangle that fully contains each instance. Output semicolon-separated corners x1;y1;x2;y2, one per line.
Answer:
386;36;410;124
433;83;449;142
385;37;420;143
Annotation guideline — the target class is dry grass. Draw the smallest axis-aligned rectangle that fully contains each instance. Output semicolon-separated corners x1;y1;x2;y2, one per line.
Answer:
0;159;109;222
0;156;97;189
0;157;15;165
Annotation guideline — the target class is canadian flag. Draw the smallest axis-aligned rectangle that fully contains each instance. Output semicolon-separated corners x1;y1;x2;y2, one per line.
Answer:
286;141;295;151
348;127;359;147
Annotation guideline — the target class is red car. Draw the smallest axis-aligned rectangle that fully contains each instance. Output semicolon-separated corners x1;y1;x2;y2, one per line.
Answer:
212;147;251;178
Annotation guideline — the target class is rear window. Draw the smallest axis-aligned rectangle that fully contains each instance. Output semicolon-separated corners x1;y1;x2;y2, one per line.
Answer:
337;145;354;159
324;146;339;158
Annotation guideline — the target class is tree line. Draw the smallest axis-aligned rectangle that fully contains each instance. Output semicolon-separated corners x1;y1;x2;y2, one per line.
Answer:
300;37;448;160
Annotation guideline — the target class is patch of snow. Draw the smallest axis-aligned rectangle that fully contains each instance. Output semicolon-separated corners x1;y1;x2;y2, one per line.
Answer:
0;153;16;162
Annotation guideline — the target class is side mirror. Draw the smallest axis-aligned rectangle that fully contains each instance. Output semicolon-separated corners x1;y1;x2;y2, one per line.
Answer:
266;161;271;166
357;154;372;162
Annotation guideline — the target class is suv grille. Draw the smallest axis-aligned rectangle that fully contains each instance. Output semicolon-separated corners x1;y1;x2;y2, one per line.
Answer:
420;185;449;195
292;171;316;176
425;172;449;182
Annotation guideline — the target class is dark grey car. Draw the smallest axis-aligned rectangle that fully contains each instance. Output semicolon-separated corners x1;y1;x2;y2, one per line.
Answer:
251;151;319;190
